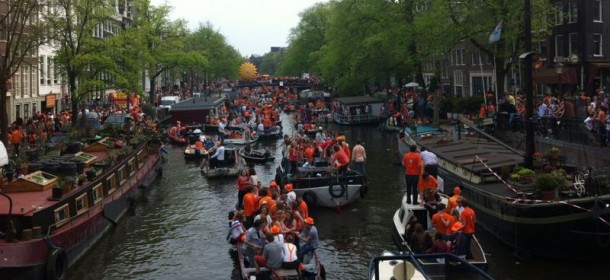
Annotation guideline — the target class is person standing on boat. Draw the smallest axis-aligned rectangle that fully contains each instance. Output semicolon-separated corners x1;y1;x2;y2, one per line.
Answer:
210;140;225;168
315;127;326;142
420;147;438;179
243;186;259;228
460;200;476;259
236;169;250;209
331;145;350;175
402;145;423;204
298;217;319;262
351;139;366;176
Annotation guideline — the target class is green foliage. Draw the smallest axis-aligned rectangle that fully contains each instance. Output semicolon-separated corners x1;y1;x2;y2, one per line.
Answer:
536;174;562;191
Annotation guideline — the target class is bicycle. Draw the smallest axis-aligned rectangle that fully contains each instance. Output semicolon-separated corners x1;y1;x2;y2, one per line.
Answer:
572;168;590;197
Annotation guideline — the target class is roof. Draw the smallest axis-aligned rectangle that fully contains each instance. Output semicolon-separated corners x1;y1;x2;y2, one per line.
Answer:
333;96;383;105
170;97;226;112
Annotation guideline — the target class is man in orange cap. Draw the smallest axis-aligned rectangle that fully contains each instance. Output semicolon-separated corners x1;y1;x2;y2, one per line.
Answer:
284;183;296;205
270;225;285;245
446;186;462;213
298;217;318;262
447;221;467;259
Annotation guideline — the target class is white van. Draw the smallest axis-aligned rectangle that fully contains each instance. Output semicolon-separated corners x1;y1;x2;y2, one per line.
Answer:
160;96;181;111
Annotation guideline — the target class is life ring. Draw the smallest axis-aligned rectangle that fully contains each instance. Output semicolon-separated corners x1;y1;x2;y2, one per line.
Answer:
303;191;317;206
46;247;68;280
328;182;346;199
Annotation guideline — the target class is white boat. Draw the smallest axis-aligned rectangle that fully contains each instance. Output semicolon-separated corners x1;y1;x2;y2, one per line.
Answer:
368;251;494;280
200;147;244;178
391;191;488;272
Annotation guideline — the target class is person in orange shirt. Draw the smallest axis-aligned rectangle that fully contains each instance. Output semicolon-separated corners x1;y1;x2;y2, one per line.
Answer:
297;196;309;219
10;127;24;156
402;145;422;204
431;204;451;235
460;200;476;259
243;186;259;228
446;186;462;214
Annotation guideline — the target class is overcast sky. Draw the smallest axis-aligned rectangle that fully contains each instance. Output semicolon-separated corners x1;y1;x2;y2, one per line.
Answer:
150;0;328;57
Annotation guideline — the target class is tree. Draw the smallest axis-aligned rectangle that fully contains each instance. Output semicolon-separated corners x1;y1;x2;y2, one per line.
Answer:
0;0;48;143
48;0;120;126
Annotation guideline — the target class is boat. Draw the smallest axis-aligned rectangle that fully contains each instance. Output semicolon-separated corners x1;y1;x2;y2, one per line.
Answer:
183;145;210;160
238;147;275;164
235;239;325;280
0;137;163;280
391;193;488;271
275;158;366;208
200;147;244;178
256;126;283;141
368;251;494;280
166;126;187;144
222;129;259;147
397;117;610;260
332;96;384;125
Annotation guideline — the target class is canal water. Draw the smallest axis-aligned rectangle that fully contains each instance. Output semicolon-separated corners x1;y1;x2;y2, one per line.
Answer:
69;114;609;280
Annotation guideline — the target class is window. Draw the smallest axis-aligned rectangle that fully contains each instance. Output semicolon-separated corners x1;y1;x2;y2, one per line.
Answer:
15;104;20;120
107;174;117;194
455;49;465;65
22;65;29;97
555;3;564;25
593;34;603;56
593;0;602;22
32;103;37;116
538;40;548;60
53;57;59;84
24;104;29;120
569;33;578;55
555;35;564;57
128;159;136;175
54;204;70;227
75;193;89;214
568;1;578;23
39;56;46;85
453;70;463;96
30;65;36;96
118;166;128;184
92;184;103;204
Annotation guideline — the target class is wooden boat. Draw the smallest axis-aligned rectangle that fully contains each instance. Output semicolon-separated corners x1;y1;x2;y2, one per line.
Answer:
238;147;275;164
235;239;325;280
200;147;244;178
275;158;366;208
397;117;610;260
223;129;259;146
368;251;494;280
183;145;210;160
0;138;163;280
391;194;488;271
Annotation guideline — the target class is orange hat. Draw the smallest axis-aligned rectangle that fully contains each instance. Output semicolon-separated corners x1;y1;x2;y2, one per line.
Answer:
271;225;281;234
304;217;314;225
451;222;464;233
284;184;293;192
453;186;461;195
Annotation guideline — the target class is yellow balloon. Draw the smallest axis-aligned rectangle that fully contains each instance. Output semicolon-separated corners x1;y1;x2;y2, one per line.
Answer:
239;62;257;80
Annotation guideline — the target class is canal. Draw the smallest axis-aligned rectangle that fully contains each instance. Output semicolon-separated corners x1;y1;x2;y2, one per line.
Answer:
69;114;609;280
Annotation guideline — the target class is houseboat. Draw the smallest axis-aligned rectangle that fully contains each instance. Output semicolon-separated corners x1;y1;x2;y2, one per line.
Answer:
169;96;226;125
332;96;384;125
0;137;163;280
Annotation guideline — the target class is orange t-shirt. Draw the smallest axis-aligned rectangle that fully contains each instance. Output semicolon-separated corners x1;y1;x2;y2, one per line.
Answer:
431;212;450;234
258;196;276;210
418;176;438;193
402;152;422;175
298;200;309;219
447;195;461;213
243;193;257;217
461;207;476;234
597;111;606;125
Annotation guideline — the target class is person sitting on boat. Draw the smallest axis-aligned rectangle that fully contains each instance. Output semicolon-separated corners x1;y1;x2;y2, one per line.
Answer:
282;234;300;269
331;145;350;175
426;232;451;263
254;232;284;274
423;188;441;217
193;138;205;155
447;222;468;259
446;186;462;214
228;211;246;245
270;225;285;246
315;127;326;142
244;219;266;268
417;172;438;206
209;140;225;169
297;217;318;263
409;223;432;254
431;203;451;235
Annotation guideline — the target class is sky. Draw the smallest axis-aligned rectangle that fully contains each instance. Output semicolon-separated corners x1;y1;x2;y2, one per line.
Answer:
150;0;329;57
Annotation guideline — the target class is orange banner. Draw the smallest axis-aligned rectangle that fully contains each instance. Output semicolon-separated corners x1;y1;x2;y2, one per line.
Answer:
45;94;56;108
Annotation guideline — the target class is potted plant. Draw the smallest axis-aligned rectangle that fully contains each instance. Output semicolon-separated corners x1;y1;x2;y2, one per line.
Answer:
52;176;65;199
536;173;561;201
509;166;536;191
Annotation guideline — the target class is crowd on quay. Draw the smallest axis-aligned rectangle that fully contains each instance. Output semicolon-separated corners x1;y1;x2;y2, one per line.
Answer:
401;143;477;261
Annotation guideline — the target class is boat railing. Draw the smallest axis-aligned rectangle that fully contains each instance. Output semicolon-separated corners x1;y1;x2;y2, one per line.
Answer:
368;253;494;280
333;113;379;124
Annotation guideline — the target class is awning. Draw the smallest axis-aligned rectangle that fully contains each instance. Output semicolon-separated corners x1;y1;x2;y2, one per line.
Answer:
532;67;578;85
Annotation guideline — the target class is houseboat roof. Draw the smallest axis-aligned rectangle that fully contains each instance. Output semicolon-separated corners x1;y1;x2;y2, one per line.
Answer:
170;97;226;112
333;96;383;105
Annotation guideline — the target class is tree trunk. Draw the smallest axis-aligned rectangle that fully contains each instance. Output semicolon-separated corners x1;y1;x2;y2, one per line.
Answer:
69;76;79;127
0;76;8;144
149;75;156;105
